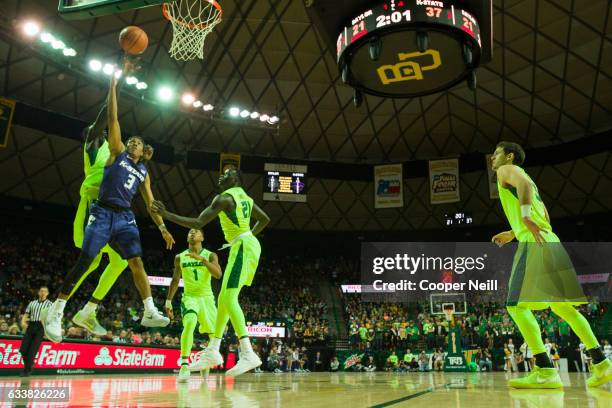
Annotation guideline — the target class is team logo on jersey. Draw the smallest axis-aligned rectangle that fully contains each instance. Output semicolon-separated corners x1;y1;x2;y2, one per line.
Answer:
87;215;96;226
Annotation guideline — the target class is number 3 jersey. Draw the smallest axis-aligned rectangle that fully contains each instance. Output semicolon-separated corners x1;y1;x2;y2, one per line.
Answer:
179;248;214;297
98;150;147;208
218;186;253;243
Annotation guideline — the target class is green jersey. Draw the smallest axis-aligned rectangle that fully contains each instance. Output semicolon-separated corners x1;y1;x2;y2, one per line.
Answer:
80;141;110;200
179;248;214;297
497;166;552;242
218;187;253;243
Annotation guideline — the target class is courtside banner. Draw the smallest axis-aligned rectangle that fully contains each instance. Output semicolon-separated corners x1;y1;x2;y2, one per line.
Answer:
359;242;612;303
485;154;499;199
0;339;205;374
374;164;403;208
246;325;286;338
429;159;460;204
220;153;241;175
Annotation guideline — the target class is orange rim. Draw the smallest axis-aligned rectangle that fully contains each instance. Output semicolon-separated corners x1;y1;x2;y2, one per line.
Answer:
162;0;223;30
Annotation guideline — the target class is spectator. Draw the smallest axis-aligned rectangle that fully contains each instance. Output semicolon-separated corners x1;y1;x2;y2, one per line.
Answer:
433;348;445;371
364;355;376;372
314;351;324;372
330;356;340;372
603;339;611;360
478;348;493;372
386;351;399;372
418;351;429;372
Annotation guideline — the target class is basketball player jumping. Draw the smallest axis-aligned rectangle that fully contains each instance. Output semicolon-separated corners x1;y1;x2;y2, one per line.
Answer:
166;228;221;382
44;61;175;343
152;168;270;377
68;98;153;337
491;141;611;388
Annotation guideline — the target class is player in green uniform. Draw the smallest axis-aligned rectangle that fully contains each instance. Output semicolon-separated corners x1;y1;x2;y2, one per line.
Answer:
166;228;222;382
69;102;153;336
152;168;270;377
491;141;611;388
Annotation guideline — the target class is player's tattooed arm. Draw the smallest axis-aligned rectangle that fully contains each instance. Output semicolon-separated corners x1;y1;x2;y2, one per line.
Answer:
152;195;232;229
106;74;125;165
140;174;175;249
251;203;271;236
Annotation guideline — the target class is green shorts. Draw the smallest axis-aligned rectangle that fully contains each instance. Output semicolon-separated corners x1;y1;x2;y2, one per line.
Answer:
223;234;261;289
181;295;217;334
73;195;113;254
507;231;586;309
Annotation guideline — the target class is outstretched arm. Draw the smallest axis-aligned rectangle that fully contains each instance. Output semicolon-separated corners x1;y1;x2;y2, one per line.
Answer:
251;203;270;236
84;102;108;152
140;174;175;249
106;74;125;164
151;195;232;230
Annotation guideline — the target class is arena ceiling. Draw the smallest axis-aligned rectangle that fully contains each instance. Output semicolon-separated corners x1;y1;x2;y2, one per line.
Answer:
0;0;611;231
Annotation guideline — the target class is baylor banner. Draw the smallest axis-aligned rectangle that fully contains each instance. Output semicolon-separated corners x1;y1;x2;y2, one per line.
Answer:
220;153;240;175
0;97;16;148
429;159;460;204
374;164;403;208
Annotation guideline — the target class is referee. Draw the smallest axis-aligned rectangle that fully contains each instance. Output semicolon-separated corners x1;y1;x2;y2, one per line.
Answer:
20;286;52;377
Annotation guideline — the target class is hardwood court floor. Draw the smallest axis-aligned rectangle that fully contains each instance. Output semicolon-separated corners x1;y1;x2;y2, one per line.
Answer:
1;371;610;407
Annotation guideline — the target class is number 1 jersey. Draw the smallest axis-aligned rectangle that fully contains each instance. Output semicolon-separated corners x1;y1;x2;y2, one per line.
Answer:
179;248;214;297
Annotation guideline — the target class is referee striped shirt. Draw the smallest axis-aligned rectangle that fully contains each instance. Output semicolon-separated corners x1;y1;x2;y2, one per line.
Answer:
25;300;52;322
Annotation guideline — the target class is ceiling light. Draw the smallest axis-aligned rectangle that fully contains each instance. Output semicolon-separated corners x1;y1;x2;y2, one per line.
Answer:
229;107;240;117
157;86;174;102
269;116;279;124
40;32;53;43
114;69;123;79
23;21;40;37
136;82;148;90
89;59;102;72
193;100;202;108
182;93;195;105
62;48;77;57
51;39;66;50
259;114;269;122
203;104;214;111
240;109;250;118
126;76;138;85
250;112;259;119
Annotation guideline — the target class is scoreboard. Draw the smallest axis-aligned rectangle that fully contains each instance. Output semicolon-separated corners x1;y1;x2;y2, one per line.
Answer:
263;163;307;203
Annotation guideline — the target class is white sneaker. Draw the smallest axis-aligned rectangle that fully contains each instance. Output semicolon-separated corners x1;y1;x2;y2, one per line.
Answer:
141;308;170;327
44;307;63;343
190;348;223;372
178;365;190;383
73;311;107;336
200;367;210;378
226;352;262;377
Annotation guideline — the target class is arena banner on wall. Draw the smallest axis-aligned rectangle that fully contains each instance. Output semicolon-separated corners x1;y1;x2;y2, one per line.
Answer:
485;154;499;199
246;323;286;338
220;153;241;175
429;159;460;204
374;164;404;208
0;97;16;148
0;338;200;374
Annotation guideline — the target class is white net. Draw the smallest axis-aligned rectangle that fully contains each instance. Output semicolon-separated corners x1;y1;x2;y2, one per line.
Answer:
163;0;223;61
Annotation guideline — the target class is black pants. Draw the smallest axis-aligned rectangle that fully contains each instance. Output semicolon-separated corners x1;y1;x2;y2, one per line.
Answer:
20;322;44;372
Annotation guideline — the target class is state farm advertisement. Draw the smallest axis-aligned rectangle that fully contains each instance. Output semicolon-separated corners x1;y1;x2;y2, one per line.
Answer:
0;339;192;372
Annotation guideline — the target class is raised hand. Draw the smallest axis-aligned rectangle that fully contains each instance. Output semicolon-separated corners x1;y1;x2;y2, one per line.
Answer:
491;230;514;247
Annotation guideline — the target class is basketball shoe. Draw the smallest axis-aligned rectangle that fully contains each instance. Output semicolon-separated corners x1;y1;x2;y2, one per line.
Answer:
508;366;563;389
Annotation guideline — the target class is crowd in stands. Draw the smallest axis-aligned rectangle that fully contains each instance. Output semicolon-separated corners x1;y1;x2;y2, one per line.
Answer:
0;225;329;350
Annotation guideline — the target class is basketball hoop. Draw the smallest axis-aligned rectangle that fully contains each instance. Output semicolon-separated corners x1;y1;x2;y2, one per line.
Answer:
162;0;223;61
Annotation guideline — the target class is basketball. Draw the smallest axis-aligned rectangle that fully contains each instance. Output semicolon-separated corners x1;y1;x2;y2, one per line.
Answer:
118;26;148;55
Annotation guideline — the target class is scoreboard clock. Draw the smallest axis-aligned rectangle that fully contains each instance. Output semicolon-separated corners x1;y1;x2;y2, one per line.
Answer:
306;0;492;105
